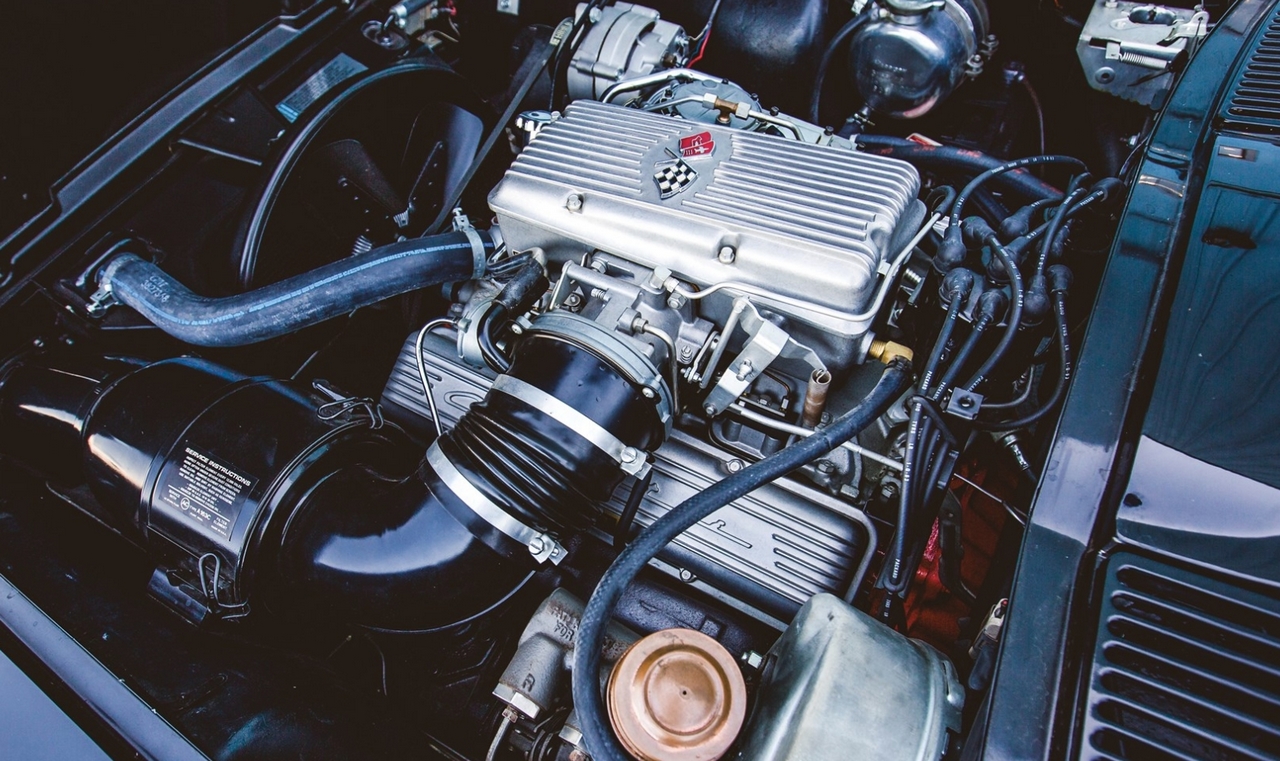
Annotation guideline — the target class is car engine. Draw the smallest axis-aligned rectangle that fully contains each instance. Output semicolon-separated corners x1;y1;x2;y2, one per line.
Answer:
0;0;1153;758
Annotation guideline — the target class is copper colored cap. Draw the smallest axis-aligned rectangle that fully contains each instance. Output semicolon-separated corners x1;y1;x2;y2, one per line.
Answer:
606;628;747;761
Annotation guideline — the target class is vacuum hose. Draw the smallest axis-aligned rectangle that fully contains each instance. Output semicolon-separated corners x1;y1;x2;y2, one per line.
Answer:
95;231;492;347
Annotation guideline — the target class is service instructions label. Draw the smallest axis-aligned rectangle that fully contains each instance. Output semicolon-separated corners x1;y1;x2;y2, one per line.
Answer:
157;447;256;540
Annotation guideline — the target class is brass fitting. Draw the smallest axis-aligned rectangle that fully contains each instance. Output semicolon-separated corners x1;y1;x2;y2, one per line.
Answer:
869;339;914;365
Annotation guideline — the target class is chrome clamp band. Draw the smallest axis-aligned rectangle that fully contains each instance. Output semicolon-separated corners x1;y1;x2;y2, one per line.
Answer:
426;442;567;565
461;226;488;279
526;311;673;434
491;375;650;478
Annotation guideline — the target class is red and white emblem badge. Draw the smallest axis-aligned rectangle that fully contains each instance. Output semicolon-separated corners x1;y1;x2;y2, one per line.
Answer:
678;131;715;158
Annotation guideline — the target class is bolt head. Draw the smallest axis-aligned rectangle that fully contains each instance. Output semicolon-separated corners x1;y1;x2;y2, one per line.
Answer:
620;447;638;463
642;387;656;399
566;193;584;212
717;246;736;264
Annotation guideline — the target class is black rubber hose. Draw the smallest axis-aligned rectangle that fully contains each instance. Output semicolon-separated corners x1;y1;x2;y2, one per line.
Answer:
855;135;1063;202
613;468;653;550
809;9;873;124
477;303;513;373
476;258;548;374
98;231;491;347
571;359;913;761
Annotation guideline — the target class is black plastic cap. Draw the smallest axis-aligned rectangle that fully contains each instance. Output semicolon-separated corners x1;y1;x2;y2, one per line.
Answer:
1022;275;1050;326
940;268;978;302
962;216;996;247
1091;177;1126;206
977;288;1009;321
998;204;1036;241
934;225;968;274
1048;264;1073;294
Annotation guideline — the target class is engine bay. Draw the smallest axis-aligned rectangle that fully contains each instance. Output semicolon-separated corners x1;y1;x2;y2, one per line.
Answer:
0;0;1183;758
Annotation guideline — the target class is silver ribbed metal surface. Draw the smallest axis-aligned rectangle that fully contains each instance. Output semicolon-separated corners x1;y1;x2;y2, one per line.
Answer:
381;333;872;615
686;134;918;252
488;101;920;358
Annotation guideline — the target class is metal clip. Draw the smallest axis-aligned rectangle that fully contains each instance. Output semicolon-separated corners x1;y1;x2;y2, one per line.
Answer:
313;380;385;429
85;284;117;317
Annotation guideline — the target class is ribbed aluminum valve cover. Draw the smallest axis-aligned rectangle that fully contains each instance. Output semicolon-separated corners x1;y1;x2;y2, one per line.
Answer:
488;101;920;360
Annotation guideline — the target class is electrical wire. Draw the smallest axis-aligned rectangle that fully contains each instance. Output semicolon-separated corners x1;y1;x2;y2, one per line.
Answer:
951;154;1088;228
979;367;1036;412
809;8;874;124
686;0;722;67
974;290;1072;430
1019;76;1046;156
477;302;512;373
918;297;964;394
885;401;925;593
687;26;712;67
929;314;993;402
964;242;1025;392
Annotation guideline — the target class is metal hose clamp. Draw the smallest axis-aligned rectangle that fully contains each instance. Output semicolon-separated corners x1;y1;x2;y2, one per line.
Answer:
427;442;567;564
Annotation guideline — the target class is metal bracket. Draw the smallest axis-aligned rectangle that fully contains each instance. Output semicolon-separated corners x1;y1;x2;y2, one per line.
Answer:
703;297;827;416
1076;0;1209;107
945;389;983;421
85;284;118;317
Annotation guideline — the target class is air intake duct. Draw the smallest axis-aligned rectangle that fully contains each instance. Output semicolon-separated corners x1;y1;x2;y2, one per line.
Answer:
0;313;670;632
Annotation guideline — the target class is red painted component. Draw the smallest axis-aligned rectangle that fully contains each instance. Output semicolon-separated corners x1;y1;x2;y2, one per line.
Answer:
901;461;1014;651
678;131;715;157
